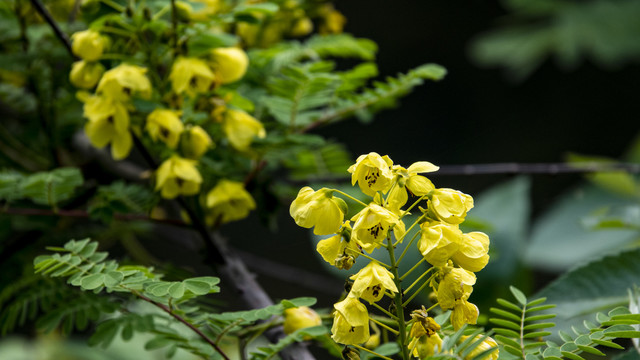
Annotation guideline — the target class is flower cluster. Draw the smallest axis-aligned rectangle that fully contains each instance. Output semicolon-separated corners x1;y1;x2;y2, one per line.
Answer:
290;152;497;358
69;26;259;223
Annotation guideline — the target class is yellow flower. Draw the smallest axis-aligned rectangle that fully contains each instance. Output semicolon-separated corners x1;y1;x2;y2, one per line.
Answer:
221;109;266;151
69;60;104;89
145;109;184;149
350;204;399;253
318;5;346;34
97;64;152;101
169;57;215;96
428;188;474;225
316;221;360;269
349;262;398;304
71;29;107;61
205;180;256;225
209;47;249;84
290;187;346;235
189;0;221;21
436;267;476;310
408;331;443;358
452;232;490;272
418;222;462;267
82;95;132;160
405;161;438;196
289;17;313;37
460;336;499;360
331;296;370;345
283;306;322;334
451;299;479;330
155;156;202;199
348;153;394;197
181;125;213;159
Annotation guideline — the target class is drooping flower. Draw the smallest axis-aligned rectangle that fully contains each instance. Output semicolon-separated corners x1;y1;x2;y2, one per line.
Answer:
71;29;107;61
283;306;322;334
181;125;213;159
146;109;184;149
97;64;151;101
409;330;443;358
205;179;256;225
318;4;346;34
290;187;346;235
69;60;104;89
82;95;132;160
221;109;266;151
460;335;499;360
316;221;360;269
155;156;202;199
331;296;370;345
451;299;479;330
350;204;399;253
418;222;462;267
349;262;398;304
348;153;394;196
408;309;443;358
436;267;476;310
452;232;490;272
209;47;249;84
428;188;474;225
169;57;215;96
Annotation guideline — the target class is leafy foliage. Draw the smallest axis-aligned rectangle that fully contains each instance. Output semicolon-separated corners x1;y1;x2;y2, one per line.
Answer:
0;167;83;207
88;181;159;224
490;286;640;360
470;0;640;79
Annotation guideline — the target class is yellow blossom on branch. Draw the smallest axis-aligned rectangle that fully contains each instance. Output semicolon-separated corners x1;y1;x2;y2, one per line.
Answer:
348;152;394;197
81;95;132;160
146;109;184;149
349;262;398;304
428;188;474;224
169;57;215;96
283;306;322;334
209;47;249;84
205;180;256;225
316;221;360;270
69;60;104;89
221;109;266;151
97;64;151;101
71;29;107;61
155;156;202;199
290;187;346;235
452;232;490;272
181;125;214;159
460;335;499;360
351;204;399;253
418;222;462;267
331;296;370;345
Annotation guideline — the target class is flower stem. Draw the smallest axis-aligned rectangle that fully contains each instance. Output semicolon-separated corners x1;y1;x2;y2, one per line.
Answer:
333;189;368;207
386;238;411;360
372;302;398;320
370;317;399;335
402;273;436;307
396;230;422;265
403;267;434;294
345;248;391;269
351;344;395;360
394;213;425;247
400;257;426;281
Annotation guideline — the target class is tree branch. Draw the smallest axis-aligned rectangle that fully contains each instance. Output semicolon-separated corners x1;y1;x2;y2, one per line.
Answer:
29;0;75;58
134;291;231;360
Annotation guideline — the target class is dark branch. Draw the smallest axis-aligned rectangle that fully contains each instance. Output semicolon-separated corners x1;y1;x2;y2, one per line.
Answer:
29;0;75;58
135;291;231;360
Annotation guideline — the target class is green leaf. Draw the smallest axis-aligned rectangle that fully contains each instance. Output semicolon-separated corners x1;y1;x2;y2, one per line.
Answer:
0;171;25;201
183;279;211;295
20;168;83;207
490;318;521;331
168;282;185;299
561;352;586;360
103;271;124;287
80;273;104;290
511;286;528;305
577;345;605;356
497;298;524;313
146;282;173;297
491;307;522;322
536;247;640;339
591;339;624;349
526;184;637;270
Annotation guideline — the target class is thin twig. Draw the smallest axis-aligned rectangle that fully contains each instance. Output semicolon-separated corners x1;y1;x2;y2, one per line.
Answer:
1;206;189;227
29;0;75;57
134;291;231;360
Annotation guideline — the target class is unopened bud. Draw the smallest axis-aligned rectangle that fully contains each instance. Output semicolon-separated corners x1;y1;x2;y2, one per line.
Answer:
342;347;360;360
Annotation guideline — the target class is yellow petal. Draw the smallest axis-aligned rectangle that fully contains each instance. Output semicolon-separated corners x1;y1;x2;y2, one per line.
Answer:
110;130;132;160
407;161;439;174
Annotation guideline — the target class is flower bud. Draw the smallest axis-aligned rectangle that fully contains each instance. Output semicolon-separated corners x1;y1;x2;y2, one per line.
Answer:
283;306;322;334
69;60;104;89
71;29;107;61
209;47;249;84
181;125;213;159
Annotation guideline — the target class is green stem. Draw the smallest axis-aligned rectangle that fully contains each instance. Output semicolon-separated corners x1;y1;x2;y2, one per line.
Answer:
371;302;398;320
402;273;436;307
399;195;428;220
396;230;422;265
370;318;399;335
100;0;125;12
352;344;395;360
170;0;178;58
394;214;425;247
400;258;426;281
403;268;434;295
386;238;410;360
344;248;391;269
333;189;368;207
